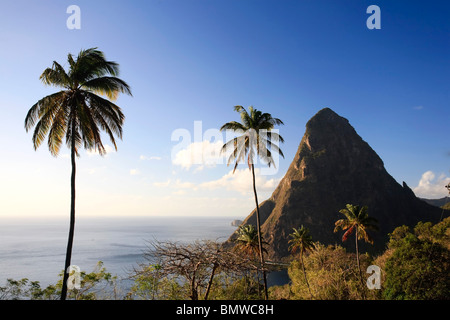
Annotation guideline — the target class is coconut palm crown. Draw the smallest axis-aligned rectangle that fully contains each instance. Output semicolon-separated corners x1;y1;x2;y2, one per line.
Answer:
25;47;132;157
220;105;284;172
288;225;315;256
334;204;378;244
234;224;268;257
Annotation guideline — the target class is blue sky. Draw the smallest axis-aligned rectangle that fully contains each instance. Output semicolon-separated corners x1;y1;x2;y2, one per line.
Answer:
0;0;448;218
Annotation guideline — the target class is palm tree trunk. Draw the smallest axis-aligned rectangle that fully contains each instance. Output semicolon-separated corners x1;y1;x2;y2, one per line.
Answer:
300;252;313;299
251;164;268;300
61;134;76;300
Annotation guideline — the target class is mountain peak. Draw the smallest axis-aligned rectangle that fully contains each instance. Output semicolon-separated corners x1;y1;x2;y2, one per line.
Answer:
305;108;353;137
291;107;384;182
230;108;446;260
309;107;340;120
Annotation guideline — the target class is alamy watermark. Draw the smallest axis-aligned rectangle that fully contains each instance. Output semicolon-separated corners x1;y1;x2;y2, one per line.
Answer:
65;4;380;31
67;5;81;30
66;265;81;290
366;265;381;290
366;5;381;30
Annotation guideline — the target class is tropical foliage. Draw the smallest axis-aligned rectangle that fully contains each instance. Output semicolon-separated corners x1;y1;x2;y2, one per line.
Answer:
0;261;118;300
378;217;450;299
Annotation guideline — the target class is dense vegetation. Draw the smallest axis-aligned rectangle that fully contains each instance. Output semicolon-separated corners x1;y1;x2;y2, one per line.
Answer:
2;216;448;300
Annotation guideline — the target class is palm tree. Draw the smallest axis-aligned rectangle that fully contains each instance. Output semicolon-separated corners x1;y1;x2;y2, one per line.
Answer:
288;226;315;298
334;204;378;293
234;224;268;298
234;224;267;258
220;105;284;300
24;48;132;300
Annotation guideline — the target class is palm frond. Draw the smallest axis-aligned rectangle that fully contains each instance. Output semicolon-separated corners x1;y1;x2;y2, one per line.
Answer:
264;131;285;144
338;208;355;221
261;113;284;126
70;48;121;84
342;225;355;242
258;135;284;162
76;97;106;155
47;105;69;156
67;53;76;69
220;121;246;132
86;94;123;150
39;61;71;88
238;106;252;128
82;76;132;101
334;218;351;233
256;142;275;167
30;93;67;151
25;91;66;132
85;92;125;138
229;138;248;173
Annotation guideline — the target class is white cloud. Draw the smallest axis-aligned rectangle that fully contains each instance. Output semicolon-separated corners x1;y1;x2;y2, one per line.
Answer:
413;105;424;110
172;140;224;170
130;169;140;175
199;168;280;195
174;179;197;190
172;189;187;196
413;170;450;199
152;169;278;198
153;179;171;187
140;155;162;161
152;179;196;191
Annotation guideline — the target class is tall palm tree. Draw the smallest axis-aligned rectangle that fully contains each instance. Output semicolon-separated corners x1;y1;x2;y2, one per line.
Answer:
334;204;378;292
288;226;315;298
24;48;132;300
221;105;284;300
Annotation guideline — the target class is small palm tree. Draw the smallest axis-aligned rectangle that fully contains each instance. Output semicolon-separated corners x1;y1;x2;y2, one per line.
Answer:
24;48;132;300
234;224;267;258
234;224;268;298
220;105;284;300
288;226;315;298
334;204;378;292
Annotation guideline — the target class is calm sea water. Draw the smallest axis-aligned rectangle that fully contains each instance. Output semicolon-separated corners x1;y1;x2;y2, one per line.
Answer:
0;216;241;290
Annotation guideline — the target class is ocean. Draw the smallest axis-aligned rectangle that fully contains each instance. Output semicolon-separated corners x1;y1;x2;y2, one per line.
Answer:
0;216;242;291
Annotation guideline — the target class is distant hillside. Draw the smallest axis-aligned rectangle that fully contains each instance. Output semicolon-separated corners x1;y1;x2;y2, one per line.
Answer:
420;197;450;208
228;108;447;260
